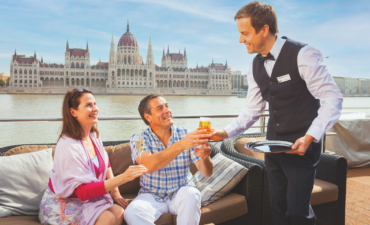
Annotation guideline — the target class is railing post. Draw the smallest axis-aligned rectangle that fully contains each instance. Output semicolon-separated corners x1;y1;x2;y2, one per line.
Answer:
260;116;266;134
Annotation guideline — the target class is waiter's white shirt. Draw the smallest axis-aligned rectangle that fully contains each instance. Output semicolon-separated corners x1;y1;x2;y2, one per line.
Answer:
224;35;343;142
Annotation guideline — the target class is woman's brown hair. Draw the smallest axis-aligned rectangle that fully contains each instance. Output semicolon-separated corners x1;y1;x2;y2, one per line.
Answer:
59;88;99;141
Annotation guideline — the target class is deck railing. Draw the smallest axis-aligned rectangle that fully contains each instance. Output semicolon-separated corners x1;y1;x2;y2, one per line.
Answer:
1;107;369;133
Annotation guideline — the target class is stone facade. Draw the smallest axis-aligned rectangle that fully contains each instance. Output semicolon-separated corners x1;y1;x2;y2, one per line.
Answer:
9;22;231;95
357;79;369;94
333;76;345;94
231;71;243;90
344;77;358;95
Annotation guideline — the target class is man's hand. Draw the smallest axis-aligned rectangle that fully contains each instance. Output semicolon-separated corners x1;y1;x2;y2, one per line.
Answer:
286;135;314;156
194;143;212;159
210;129;228;141
179;129;210;150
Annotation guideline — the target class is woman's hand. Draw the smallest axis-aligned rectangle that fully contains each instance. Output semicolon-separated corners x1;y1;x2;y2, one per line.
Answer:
121;165;148;183
110;188;129;208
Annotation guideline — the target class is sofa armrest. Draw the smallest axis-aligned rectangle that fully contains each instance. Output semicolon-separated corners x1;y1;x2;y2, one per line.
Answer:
222;152;264;225
316;153;347;225
210;142;264;225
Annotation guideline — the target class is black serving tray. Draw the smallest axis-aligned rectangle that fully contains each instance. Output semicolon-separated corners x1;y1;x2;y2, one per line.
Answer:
245;140;293;153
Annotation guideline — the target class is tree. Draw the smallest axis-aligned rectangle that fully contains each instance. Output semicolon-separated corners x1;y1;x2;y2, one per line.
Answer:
0;80;5;87
6;77;10;86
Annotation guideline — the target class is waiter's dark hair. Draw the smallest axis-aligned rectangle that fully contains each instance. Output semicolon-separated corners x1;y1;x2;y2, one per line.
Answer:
138;94;163;125
234;1;278;35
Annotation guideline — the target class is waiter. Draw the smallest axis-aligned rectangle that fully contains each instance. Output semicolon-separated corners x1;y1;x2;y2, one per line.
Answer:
211;1;343;224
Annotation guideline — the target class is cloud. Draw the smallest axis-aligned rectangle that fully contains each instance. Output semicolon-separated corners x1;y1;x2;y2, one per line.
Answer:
120;0;235;23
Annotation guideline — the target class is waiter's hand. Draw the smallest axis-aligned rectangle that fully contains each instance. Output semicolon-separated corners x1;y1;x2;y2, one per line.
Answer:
286;135;314;156
210;129;228;141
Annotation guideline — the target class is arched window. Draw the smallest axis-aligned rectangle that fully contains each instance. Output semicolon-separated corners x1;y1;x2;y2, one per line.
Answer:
14;69;17;74
29;69;32;74
76;62;79;68
124;56;127;64
24;70;27;74
20;70;22;74
66;71;69;75
87;72;89;76
81;62;84;68
71;62;75;68
128;56;131;64
34;69;37;75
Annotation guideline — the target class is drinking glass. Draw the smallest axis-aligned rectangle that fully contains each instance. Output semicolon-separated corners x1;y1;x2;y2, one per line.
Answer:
199;117;211;143
134;134;144;165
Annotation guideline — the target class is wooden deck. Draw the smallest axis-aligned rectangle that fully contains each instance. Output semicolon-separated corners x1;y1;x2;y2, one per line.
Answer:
346;167;370;225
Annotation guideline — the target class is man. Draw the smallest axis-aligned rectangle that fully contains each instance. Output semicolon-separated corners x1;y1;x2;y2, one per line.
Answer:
124;94;214;225
211;2;343;224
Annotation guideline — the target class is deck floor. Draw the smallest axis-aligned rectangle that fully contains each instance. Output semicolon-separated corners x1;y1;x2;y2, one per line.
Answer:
346;167;370;225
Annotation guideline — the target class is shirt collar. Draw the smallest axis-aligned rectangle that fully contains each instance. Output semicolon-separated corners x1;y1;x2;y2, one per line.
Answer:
148;125;174;146
266;35;286;61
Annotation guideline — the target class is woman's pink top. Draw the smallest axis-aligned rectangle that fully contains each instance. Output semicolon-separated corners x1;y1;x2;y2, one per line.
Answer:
48;141;111;201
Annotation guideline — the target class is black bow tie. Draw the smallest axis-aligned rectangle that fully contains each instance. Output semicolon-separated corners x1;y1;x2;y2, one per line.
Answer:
257;52;275;62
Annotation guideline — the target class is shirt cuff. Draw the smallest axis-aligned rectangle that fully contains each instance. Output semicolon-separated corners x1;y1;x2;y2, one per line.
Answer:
224;124;242;140
306;124;326;143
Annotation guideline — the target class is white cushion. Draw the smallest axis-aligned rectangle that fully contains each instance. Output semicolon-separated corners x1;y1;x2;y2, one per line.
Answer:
193;153;248;206
0;148;53;218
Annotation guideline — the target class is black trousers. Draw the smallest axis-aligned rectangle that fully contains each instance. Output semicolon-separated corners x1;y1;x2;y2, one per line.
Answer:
265;141;321;225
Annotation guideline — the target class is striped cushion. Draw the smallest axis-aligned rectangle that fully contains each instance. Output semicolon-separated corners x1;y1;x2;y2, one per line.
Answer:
193;153;248;206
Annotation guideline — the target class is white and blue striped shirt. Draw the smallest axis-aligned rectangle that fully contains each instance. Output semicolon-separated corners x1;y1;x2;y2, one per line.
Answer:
130;125;200;202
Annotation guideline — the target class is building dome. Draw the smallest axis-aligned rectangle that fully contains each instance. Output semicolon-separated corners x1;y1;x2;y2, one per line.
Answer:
118;22;138;47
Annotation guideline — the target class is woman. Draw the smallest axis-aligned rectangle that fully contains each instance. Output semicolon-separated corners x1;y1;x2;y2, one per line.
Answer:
39;87;147;225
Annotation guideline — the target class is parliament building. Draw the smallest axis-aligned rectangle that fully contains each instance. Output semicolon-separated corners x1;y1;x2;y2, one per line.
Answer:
9;23;231;94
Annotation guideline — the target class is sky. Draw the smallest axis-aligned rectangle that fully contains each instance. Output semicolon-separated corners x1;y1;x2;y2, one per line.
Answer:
1;0;370;78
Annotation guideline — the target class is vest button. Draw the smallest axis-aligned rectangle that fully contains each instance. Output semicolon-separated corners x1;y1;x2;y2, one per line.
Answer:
277;123;279;126
274;110;276;113
270;82;272;84
271;96;274;99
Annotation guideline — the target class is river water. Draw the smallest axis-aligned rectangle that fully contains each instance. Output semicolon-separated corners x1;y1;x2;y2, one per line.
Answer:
1;94;370;148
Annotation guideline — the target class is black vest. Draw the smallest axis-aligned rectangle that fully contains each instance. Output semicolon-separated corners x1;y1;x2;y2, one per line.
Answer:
253;37;320;143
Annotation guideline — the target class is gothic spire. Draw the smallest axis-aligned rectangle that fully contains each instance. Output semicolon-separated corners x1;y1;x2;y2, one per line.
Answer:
14;49;17;56
66;39;69;51
34;51;36;59
86;40;89;52
127;20;130;33
184;46;186;58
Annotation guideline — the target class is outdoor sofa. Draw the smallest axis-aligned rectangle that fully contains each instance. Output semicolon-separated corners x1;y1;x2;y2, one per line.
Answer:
0;140;264;225
221;133;348;225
